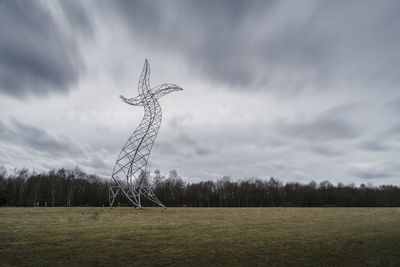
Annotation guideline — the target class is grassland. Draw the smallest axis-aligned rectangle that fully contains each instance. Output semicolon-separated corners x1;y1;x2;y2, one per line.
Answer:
0;207;399;266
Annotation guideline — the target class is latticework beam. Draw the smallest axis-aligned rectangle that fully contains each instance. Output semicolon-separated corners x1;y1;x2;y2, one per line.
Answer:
109;59;182;208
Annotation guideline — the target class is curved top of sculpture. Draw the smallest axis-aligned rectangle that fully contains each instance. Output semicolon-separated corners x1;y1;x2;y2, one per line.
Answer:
120;59;182;106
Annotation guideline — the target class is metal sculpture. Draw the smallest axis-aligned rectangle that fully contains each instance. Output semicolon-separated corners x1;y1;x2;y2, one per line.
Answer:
109;59;182;208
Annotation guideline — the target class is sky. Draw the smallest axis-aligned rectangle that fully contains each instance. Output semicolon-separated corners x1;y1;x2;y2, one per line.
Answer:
0;0;399;185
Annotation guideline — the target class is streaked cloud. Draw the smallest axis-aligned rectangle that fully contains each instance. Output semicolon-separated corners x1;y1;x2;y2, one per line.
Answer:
0;0;399;185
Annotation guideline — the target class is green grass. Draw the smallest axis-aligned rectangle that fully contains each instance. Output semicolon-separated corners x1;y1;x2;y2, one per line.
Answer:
0;207;399;266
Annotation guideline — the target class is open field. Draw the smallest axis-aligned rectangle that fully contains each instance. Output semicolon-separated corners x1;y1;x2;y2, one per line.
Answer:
0;207;399;266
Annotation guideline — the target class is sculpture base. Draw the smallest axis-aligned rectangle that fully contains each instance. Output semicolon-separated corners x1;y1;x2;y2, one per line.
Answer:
109;184;165;208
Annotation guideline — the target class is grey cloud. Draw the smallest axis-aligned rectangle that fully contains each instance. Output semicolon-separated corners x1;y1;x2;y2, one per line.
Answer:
79;154;109;174
104;0;278;87
386;123;400;137
0;118;116;177
1;1;400;185
156;134;211;158
195;147;211;156
349;168;391;180
278;114;358;142
358;140;389;152
103;0;400;92
0;120;11;139
0;119;85;157
0;0;92;98
267;139;286;148
60;1;94;35
388;98;400;113
348;161;400;181
311;145;344;157
153;142;177;155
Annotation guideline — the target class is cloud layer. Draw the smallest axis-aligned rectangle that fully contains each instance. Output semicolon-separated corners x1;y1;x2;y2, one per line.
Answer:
0;1;91;97
0;0;399;185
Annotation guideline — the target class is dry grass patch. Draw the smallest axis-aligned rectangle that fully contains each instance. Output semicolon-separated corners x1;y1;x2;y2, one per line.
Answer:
0;207;399;266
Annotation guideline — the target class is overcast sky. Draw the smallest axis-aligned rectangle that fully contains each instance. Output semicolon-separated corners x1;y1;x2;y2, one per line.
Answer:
0;0;399;185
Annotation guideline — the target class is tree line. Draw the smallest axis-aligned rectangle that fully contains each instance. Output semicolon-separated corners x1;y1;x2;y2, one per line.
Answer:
0;166;399;207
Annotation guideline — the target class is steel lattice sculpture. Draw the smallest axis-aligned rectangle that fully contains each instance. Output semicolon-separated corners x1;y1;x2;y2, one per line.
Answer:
109;59;182;208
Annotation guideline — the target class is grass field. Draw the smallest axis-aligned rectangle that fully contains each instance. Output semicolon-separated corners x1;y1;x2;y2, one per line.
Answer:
0;207;399;266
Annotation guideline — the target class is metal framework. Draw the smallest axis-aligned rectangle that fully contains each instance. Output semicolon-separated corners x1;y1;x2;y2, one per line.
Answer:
109;59;182;208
